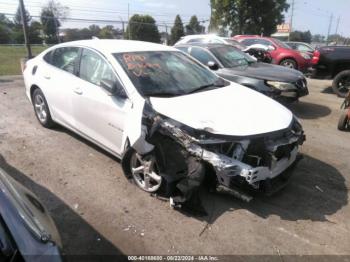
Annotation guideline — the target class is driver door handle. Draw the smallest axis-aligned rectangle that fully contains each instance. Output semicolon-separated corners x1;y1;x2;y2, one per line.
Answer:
73;87;83;95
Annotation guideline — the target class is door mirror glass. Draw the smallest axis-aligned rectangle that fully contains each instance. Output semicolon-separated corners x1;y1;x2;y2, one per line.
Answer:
207;61;219;71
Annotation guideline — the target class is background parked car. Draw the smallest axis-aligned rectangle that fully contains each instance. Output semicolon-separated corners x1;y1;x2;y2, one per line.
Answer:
285;41;315;57
233;35;311;71
175;34;272;63
0;167;62;261
309;46;350;97
175;34;246;49
176;43;308;102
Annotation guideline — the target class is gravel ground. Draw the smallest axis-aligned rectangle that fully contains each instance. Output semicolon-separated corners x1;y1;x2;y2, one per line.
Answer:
0;76;349;258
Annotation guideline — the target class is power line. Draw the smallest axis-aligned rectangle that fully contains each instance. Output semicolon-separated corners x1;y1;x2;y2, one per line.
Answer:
0;1;210;18
0;12;209;28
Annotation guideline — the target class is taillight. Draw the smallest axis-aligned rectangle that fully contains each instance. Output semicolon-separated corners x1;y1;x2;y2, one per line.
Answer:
311;50;320;65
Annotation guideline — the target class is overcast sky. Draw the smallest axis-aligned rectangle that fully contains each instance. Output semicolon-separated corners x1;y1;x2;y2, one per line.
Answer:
1;0;349;37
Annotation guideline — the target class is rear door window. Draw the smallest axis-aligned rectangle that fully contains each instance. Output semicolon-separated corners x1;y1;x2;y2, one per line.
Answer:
190;47;216;65
51;47;80;74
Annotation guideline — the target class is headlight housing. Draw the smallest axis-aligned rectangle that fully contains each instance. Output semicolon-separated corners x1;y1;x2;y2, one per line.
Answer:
267;81;296;91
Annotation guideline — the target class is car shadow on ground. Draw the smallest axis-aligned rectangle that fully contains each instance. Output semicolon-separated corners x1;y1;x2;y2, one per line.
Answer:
321;86;334;95
287;101;332;119
199;154;347;224
0;154;126;261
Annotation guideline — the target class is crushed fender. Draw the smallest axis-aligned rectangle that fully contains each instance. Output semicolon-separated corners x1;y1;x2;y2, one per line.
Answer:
122;100;305;215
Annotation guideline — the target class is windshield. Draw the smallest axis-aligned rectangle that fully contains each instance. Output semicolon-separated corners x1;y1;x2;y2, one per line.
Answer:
273;38;292;49
210;45;256;68
114;51;226;97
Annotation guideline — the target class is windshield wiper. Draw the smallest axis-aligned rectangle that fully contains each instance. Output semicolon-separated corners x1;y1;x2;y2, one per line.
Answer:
144;91;185;98
188;79;226;94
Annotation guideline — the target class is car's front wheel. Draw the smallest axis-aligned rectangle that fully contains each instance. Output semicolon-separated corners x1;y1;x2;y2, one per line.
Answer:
128;151;163;193
32;88;55;128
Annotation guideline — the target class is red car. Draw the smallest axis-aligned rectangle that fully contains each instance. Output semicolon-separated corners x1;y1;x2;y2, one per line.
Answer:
233;35;311;72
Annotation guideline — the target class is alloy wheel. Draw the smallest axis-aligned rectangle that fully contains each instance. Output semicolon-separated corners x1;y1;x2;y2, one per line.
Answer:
337;76;350;96
130;152;162;193
34;94;47;123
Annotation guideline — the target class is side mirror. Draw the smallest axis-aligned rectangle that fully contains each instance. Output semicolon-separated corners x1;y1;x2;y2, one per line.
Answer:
207;61;219;71
267;45;276;51
100;79;127;98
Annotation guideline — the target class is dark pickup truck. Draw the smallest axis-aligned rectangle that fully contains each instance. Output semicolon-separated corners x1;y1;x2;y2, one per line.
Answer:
309;46;350;97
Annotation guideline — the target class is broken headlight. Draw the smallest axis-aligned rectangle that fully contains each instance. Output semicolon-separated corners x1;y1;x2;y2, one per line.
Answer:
267;81;296;91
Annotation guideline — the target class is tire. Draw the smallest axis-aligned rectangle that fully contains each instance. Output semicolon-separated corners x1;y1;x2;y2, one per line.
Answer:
338;110;349;131
332;70;350;98
32;88;55;128
279;59;297;69
122;148;164;193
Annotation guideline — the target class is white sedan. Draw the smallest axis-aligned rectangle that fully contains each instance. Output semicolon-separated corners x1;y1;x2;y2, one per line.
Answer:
23;40;305;209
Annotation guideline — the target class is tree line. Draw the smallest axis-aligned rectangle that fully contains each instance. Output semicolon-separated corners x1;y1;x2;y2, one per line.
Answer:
0;0;205;45
1;0;348;46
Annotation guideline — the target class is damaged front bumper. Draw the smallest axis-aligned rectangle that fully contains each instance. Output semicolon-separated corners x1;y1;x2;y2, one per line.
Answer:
155;117;305;194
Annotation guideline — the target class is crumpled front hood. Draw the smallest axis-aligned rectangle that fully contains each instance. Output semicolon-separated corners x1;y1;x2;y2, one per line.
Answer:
219;62;304;82
150;83;293;137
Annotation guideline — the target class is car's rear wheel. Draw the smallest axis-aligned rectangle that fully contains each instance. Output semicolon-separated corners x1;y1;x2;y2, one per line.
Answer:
338;110;349;131
332;70;350;98
280;59;297;69
32;88;55;128
129;151;163;193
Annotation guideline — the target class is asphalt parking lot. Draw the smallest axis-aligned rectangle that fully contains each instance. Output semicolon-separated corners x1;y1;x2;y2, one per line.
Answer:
0;76;349;257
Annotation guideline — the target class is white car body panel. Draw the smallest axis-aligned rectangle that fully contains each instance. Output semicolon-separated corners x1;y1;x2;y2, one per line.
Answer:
150;83;293;136
23;39;294;158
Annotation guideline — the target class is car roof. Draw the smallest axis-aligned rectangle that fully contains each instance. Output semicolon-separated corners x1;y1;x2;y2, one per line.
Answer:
235;35;273;40
180;34;221;40
175;42;231;49
50;39;176;54
285;41;309;44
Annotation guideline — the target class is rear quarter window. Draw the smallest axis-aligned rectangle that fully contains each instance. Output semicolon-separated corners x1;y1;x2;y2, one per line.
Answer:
43;51;53;64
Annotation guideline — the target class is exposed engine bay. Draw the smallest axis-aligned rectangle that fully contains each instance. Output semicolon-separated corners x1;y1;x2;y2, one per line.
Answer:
122;100;305;214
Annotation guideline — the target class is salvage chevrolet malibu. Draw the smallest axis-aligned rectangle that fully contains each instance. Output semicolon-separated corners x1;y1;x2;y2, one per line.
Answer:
23;40;305;213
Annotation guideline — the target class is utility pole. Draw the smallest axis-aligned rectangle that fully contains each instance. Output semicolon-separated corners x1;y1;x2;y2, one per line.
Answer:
288;0;295;41
326;13;333;45
19;0;32;58
128;3;131;39
54;18;61;43
335;16;340;44
119;16;125;38
163;23;168;45
335;16;340;34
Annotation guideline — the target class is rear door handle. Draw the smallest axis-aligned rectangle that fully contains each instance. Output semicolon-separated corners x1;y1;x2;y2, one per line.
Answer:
73;87;83;95
44;75;51;80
